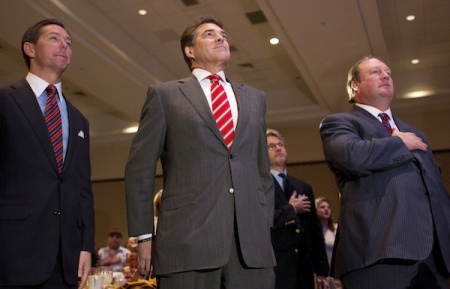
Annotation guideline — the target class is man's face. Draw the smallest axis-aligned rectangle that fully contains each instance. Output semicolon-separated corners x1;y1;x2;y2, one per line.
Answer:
353;58;394;107
26;24;72;74
267;135;287;168
107;233;122;250
188;23;230;69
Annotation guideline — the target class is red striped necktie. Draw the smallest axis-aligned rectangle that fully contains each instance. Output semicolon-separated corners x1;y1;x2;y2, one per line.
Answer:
207;74;235;151
45;85;63;173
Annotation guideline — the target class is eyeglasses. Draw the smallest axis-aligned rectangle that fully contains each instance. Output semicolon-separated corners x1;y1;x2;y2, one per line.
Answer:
267;142;285;150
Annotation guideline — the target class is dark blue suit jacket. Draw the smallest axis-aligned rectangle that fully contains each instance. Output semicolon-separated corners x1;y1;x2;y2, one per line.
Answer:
0;79;95;286
271;175;329;289
320;105;450;277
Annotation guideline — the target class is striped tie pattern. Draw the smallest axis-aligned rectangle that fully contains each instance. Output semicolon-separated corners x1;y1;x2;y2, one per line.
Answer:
207;74;235;151
379;113;393;134
45;85;63;173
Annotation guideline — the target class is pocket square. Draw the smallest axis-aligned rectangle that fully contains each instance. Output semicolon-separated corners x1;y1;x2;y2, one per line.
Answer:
78;130;85;139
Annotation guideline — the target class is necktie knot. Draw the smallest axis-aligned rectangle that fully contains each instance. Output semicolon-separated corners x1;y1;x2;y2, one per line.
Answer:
207;74;221;83
379;113;389;122
46;85;58;98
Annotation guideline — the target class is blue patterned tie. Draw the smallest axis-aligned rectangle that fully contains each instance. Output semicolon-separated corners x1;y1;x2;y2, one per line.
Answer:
45;85;63;173
379;113;393;134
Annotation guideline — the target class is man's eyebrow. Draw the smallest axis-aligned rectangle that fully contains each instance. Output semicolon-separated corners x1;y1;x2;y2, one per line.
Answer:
202;28;226;35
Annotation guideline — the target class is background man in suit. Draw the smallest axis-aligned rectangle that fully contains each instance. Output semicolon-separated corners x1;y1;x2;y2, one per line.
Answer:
125;16;275;289
266;129;329;289
0;19;94;289
320;56;450;288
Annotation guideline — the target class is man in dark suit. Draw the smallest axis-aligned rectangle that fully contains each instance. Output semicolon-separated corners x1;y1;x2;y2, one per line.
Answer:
266;129;329;289
0;19;95;289
125;16;275;289
320;56;450;288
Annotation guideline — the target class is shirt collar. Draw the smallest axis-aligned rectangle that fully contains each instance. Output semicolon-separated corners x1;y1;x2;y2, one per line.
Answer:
355;103;393;121
192;68;227;83
26;72;63;101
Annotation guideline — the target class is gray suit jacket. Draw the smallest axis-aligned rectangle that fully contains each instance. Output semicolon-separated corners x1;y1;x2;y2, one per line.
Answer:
320;105;450;277
125;76;276;275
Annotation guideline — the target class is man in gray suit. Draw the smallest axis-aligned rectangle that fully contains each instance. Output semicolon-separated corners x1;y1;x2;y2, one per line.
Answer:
125;16;276;289
320;56;450;288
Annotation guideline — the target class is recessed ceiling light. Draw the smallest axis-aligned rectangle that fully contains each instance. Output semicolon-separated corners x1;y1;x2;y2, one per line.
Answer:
270;37;279;45
406;15;415;21
411;59;419;64
404;90;435;98
123;126;139;134
138;9;147;16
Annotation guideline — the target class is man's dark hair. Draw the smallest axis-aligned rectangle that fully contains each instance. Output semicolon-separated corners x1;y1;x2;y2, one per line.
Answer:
21;19;68;69
180;16;224;71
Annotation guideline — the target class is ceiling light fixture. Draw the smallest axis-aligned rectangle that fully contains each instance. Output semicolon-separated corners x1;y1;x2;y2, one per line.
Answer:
138;9;147;16
404;90;435;99
123;126;139;134
411;59;419;64
270;37;279;45
406;15;415;21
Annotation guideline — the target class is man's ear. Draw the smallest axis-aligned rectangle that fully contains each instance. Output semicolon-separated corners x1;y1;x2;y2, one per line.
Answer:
23;42;35;58
185;46;193;58
351;81;358;92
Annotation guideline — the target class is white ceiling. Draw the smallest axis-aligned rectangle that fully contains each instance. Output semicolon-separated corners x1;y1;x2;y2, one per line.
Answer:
1;0;450;146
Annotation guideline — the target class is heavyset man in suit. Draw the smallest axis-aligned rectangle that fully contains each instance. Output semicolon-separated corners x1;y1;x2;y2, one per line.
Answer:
125;16;276;289
320;56;450;288
0;19;95;288
266;129;329;289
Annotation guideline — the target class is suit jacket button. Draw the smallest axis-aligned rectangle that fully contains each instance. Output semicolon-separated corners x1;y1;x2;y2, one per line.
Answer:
294;249;298;253
229;188;234;194
54;210;61;216
296;228;301;233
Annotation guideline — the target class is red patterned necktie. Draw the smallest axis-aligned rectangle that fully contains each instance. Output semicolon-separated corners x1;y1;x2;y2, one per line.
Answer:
207;74;235;150
379;113;393;134
45;85;63;173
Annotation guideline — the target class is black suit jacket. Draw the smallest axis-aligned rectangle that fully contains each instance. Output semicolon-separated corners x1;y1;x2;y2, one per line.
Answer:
271;175;329;289
0;79;95;286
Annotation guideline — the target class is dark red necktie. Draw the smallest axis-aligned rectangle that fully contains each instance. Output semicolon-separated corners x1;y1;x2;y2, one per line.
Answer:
45;85;63;173
379;113;393;134
207;74;235;151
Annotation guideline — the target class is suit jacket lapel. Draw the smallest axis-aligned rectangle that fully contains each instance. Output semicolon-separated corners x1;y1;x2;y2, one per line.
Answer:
11;80;59;171
62;98;78;174
229;80;248;151
351;106;391;135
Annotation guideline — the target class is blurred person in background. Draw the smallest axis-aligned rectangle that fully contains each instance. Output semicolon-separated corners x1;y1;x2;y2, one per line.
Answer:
316;197;342;289
267;128;329;289
98;231;131;272
315;197;337;266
